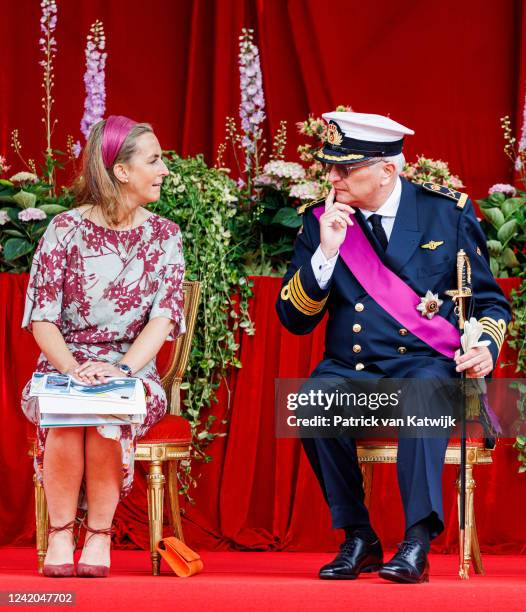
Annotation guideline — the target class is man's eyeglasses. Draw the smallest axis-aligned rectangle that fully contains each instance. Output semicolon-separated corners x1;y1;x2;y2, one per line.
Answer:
323;159;384;178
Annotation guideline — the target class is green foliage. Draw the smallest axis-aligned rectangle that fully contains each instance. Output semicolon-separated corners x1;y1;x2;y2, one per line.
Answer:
477;190;526;278
0;175;73;273
148;152;254;496
507;280;526;472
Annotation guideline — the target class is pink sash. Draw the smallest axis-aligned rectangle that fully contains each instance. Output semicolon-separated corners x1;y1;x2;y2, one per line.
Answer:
313;207;460;358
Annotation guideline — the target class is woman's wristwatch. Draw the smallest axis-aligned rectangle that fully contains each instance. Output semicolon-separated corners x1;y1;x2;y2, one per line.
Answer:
116;362;132;377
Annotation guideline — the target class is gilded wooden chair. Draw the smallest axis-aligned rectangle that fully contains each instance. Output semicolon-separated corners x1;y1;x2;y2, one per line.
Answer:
357;439;493;579
32;280;201;576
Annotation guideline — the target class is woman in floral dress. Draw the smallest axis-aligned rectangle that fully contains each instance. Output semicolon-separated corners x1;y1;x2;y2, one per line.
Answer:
21;116;185;577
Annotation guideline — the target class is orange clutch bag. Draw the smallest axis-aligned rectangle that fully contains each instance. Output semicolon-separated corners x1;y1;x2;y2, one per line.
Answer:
156;537;204;577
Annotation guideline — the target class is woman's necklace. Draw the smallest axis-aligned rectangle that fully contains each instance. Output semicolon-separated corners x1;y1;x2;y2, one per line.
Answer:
113;226;136;263
89;206;140;262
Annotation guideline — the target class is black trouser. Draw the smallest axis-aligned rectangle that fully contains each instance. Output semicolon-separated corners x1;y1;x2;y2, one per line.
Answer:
300;361;454;539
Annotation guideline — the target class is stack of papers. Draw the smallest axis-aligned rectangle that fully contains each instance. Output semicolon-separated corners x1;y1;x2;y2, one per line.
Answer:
29;373;146;428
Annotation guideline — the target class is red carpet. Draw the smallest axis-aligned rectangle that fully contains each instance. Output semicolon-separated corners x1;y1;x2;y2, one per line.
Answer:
1;549;525;611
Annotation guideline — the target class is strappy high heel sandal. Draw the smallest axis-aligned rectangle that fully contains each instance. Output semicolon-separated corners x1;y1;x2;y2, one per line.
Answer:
76;525;114;578
43;520;78;578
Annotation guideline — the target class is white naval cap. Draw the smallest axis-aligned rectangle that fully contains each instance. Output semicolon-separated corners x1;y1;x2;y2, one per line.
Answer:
315;111;415;164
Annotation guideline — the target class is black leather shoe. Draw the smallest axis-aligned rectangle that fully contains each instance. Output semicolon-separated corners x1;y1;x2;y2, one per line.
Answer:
319;536;383;580
379;540;429;584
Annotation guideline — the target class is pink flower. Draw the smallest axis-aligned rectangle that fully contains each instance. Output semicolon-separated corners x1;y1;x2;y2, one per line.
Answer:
0;155;9;175
18;208;47;222
488;183;516;197
0;210;10;225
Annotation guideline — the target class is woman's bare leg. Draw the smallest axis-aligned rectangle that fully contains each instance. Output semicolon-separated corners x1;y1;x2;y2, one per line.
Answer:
43;427;85;565
79;428;122;566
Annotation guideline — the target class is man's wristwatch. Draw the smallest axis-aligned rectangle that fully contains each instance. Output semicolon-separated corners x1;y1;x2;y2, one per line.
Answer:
116;362;132;377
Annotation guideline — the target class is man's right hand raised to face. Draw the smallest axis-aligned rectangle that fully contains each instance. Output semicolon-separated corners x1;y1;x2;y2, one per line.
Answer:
319;187;355;259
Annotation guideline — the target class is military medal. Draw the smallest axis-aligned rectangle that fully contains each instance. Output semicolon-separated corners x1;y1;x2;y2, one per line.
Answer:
416;290;443;319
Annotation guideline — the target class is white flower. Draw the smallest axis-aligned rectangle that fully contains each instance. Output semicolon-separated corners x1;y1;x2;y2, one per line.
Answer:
0;210;10;225
222;187;238;203
18;207;47;222
262;161;306;181
289;181;323;201
9;171;39;185
254;174;282;189
416;290;443;319
460;317;491;353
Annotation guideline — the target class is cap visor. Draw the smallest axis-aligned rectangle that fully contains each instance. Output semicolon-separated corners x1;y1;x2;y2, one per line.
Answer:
314;146;371;165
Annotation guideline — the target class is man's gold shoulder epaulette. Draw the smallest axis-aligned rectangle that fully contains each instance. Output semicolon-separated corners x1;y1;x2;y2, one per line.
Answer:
421;182;469;210
297;198;325;215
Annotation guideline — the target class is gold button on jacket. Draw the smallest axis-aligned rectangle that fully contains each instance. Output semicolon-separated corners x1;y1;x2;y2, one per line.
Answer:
354;303;364;312
355;362;365;371
353;344;361;353
399;328;408;336
352;324;362;333
397;346;407;354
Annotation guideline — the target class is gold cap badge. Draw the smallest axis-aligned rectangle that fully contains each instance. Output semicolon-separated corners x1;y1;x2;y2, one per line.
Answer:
327;123;343;146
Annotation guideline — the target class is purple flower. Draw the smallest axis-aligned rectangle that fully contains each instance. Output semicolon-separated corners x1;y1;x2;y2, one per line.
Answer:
40;0;57;54
238;28;266;163
18;208;47;222
80;20;107;139
519;89;526;153
72;141;82;158
488;183;517;197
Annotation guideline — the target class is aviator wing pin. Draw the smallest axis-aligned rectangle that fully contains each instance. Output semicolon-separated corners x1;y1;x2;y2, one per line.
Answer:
420;240;444;250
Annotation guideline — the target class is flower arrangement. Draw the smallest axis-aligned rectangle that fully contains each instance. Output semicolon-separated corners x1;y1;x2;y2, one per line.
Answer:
0;172;72;272
148;153;254;495
400;156;465;189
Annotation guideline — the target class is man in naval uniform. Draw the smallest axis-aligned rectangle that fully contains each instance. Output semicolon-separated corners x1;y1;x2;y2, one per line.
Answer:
276;112;511;583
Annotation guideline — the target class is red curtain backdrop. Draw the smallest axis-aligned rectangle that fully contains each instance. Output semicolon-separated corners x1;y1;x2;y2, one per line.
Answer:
1;0;526;552
0;0;525;197
1;274;525;553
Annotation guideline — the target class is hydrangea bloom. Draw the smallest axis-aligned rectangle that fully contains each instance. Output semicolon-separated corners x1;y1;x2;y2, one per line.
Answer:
289;181;323;201
80;20;107;140
263;161;306;181
0;210;10;225
10;172;39;184
488;183;516;196
18;208;47;222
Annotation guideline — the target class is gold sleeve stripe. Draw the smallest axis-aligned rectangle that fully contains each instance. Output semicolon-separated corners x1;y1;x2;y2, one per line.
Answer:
289;273;327;315
289;281;322;314
291;271;325;308
280;268;328;316
479;317;506;351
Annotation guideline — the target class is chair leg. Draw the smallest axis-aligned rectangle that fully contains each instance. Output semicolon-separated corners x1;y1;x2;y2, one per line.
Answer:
167;460;184;542
146;460;165;576
360;463;373;508
470;482;484;575
34;474;48;574
457;463;475;579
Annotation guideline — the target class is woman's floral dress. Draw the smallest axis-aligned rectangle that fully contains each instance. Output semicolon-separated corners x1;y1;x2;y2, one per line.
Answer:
21;208;185;503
